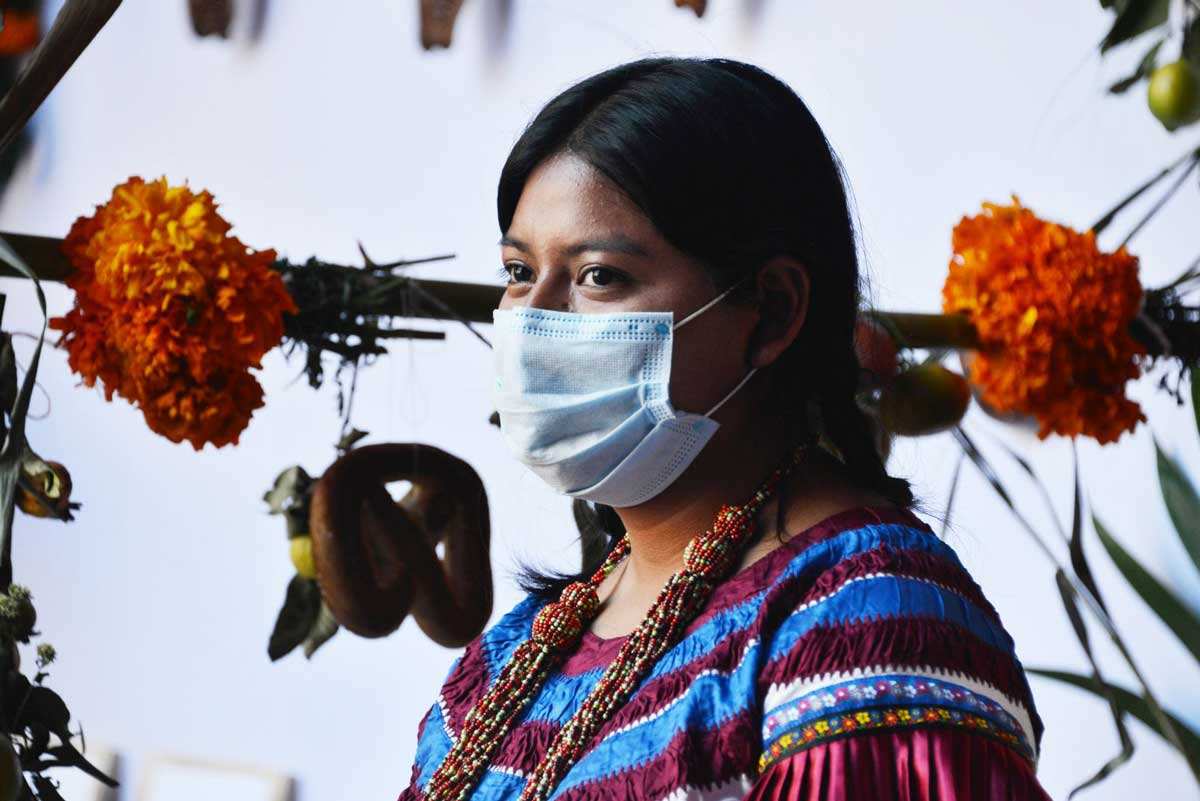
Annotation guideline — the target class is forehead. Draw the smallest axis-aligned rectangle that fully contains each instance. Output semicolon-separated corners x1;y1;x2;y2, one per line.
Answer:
503;152;663;249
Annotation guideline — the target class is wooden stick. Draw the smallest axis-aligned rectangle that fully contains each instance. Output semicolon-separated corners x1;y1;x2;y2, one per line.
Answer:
0;230;507;325
0;0;124;156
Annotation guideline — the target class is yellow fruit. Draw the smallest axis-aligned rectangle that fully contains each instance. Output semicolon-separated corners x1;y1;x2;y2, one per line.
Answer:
290;535;318;579
1147;60;1200;132
0;736;20;801
879;363;971;436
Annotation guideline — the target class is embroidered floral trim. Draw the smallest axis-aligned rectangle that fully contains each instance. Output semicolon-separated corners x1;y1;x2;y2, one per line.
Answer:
758;704;1033;773
758;675;1035;773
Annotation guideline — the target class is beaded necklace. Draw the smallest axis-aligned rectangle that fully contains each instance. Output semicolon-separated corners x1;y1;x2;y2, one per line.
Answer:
423;442;812;801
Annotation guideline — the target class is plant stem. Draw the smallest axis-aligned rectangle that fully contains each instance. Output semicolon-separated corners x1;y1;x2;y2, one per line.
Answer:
867;311;980;349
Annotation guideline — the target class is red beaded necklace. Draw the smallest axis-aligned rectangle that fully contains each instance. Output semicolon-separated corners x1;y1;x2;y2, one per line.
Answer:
423;442;812;801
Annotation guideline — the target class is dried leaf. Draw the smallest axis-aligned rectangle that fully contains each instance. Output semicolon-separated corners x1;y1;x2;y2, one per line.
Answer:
302;600;339;659
263;466;312;516
267;575;321;661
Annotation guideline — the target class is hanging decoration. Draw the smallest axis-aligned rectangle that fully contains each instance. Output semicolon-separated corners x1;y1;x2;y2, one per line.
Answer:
420;0;465;49
51;177;297;449
265;438;492;660
46;176;494;450
417;0;711;50
187;0;232;38
941;197;1147;443
674;0;706;17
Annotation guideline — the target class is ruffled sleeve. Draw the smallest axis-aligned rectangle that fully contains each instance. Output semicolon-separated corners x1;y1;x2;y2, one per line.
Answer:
750;518;1052;800
744;727;1051;800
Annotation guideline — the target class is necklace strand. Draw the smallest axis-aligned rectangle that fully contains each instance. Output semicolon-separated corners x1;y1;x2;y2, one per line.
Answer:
424;444;811;801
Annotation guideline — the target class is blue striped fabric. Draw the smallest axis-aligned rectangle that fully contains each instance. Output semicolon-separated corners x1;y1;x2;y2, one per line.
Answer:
399;509;1045;801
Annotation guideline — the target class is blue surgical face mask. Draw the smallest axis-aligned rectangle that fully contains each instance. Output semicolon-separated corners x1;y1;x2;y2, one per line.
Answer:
490;284;756;508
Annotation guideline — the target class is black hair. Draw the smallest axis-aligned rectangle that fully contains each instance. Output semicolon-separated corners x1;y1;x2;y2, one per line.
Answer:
496;56;918;602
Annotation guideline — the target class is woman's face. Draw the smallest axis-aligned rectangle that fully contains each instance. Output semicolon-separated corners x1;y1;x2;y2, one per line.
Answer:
497;151;760;416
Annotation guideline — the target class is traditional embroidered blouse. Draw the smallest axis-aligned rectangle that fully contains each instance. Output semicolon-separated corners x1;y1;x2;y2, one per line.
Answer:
397;505;1051;800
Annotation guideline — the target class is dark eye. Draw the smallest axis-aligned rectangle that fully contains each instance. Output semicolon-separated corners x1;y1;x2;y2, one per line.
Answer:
581;266;623;287
502;262;534;284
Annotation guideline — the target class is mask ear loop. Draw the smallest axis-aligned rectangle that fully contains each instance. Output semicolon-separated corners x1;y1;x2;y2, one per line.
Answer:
673;274;753;330
704;367;758;417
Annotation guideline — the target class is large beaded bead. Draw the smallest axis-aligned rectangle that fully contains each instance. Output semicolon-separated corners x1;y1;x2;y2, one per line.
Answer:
711;504;747;538
531;601;584;649
559;581;600;620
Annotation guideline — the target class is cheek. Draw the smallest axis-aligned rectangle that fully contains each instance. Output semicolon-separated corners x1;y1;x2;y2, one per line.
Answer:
667;314;751;413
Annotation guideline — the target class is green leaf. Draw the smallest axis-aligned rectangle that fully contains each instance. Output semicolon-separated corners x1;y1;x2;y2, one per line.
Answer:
1109;39;1164;93
0;332;16;435
1155;439;1200;576
1192;365;1200;444
1094;515;1200;664
1069;446;1110;615
1100;0;1170;52
1185;16;1200;67
1054;570;1135;796
1029;668;1200;768
0;236;49;589
267;576;322;661
1091;149;1199;234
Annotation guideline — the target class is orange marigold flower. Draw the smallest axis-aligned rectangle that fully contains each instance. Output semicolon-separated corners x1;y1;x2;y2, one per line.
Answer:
49;177;298;449
942;197;1146;444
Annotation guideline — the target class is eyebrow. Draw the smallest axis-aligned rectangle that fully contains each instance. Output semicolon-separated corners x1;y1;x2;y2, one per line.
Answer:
497;234;651;258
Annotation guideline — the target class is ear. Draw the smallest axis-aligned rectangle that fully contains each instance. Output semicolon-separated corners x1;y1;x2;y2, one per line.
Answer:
747;255;810;369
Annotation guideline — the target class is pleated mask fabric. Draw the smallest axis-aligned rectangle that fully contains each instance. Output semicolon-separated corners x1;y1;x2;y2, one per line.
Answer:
490;286;754;508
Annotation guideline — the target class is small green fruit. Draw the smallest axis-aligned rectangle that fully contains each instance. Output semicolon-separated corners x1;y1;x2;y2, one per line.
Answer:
1147;60;1200;132
879;363;971;436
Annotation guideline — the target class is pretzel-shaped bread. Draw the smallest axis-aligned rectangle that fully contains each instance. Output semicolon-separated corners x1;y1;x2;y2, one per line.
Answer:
309;443;492;647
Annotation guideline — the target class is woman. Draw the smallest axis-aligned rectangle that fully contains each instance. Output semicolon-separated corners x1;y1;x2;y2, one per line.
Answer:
398;56;1051;801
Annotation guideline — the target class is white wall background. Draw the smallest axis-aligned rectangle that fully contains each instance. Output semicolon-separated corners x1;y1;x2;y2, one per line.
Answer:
1;1;1198;799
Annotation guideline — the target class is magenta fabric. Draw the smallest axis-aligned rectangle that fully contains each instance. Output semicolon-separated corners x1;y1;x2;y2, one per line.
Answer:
744;728;1052;801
